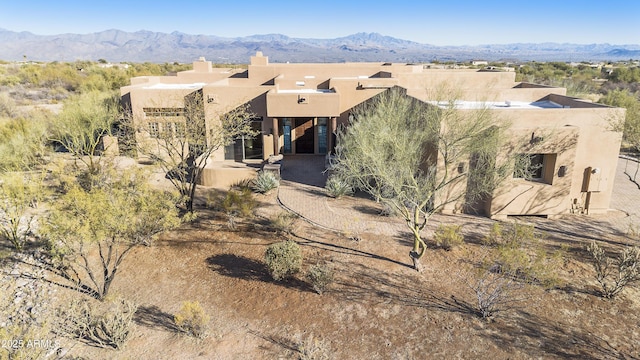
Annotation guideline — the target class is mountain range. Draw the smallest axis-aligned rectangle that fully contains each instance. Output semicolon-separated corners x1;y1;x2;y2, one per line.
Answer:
1;28;639;63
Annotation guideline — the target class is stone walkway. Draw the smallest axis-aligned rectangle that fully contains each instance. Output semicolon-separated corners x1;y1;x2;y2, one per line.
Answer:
275;155;640;239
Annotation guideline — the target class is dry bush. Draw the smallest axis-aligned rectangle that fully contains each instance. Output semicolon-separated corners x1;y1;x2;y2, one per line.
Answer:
265;240;303;281
463;268;528;320
270;211;299;235
586;241;640;299
293;332;332;360
174;301;210;339
306;263;335;295
57;297;137;350
433;224;464;250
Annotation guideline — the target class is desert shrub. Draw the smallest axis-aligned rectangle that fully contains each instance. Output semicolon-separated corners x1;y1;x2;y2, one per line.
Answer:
483;222;563;287
586;241;640;299
482;222;503;246
222;187;256;217
464;268;527;320
294;332;332;360
306;264;335;295
324;176;352;199
222;187;256;230
0;171;47;250
270;211;298;235
229;178;253;191
57;297;137;350
252;171;279;194
265;240;303;281
433;224;464;250
174;301;210;339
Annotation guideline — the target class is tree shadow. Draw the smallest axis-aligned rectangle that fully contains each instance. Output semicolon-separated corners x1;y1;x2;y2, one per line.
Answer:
353;204;386;216
484;309;634;359
206;254;271;282
205;254;310;292
134;305;180;333
292;232;413;270
249;329;299;355
330;260;476;317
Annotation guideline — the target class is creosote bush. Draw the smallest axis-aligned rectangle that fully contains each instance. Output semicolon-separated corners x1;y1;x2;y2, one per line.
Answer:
324;176;353;199
586;241;640;298
265;240;303;281
252;170;280;194
306;263;335;295
482;221;563;288
433;224;464;250
174;301;210;339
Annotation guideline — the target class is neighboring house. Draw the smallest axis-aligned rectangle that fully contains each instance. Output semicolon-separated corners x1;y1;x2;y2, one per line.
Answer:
120;52;624;219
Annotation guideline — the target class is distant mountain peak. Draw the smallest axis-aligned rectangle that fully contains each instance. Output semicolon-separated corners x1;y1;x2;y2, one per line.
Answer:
0;28;637;63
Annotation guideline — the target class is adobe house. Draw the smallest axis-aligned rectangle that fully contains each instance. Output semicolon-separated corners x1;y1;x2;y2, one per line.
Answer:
120;52;624;219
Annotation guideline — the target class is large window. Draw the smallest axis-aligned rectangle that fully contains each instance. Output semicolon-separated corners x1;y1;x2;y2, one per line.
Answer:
224;119;263;161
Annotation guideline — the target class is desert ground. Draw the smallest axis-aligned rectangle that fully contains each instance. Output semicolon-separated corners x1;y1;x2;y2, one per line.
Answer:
3;156;640;360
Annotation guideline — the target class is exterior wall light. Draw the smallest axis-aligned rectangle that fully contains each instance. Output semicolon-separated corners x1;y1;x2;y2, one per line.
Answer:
558;165;567;177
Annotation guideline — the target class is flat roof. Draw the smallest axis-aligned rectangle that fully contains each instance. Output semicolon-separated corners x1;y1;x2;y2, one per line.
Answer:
143;83;206;90
429;100;565;110
276;89;335;94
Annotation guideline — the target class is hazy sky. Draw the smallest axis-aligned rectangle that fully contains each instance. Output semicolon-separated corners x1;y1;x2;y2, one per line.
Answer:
1;0;638;45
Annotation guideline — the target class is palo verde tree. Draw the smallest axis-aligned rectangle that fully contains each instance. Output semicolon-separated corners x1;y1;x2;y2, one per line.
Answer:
49;91;119;184
331;87;509;270
130;90;258;212
42;167;181;300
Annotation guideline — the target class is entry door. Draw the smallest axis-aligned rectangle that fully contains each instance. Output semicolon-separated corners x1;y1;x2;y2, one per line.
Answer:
295;118;314;154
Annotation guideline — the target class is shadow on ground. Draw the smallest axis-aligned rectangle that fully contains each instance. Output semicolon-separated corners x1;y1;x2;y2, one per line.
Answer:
205;254;310;292
134;305;180;333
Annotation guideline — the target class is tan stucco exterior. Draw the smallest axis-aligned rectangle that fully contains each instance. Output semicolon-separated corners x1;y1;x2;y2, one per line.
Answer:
120;52;624;218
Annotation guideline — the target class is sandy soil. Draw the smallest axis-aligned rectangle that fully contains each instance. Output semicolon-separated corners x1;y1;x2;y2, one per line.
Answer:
37;190;639;360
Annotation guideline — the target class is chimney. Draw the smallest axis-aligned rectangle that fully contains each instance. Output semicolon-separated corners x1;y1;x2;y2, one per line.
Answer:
251;51;269;66
193;57;213;73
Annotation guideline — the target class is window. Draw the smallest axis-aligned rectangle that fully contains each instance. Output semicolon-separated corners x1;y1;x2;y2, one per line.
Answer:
317;117;328;154
148;122;159;138
162;122;174;137
513;153;557;184
224;119;263;161
174;122;185;137
282;118;292;154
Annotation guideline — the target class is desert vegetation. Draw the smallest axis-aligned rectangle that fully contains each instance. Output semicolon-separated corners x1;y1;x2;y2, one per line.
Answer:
0;58;639;359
